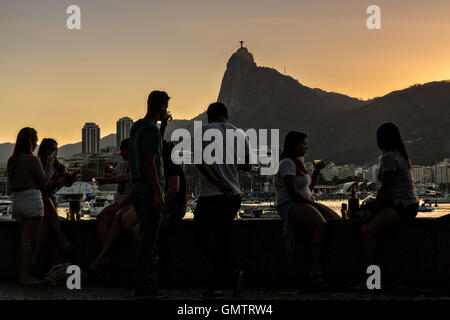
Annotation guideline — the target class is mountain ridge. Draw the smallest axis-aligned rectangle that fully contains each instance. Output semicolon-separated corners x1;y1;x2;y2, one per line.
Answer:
164;47;450;165
1;48;449;167
0;134;116;168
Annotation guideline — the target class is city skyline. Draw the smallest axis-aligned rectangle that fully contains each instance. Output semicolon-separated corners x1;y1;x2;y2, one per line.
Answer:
116;117;133;149
2;0;450;145
82;122;100;154
2;1;450;301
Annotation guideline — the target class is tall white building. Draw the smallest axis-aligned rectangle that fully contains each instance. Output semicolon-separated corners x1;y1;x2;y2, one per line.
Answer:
335;165;356;179
369;164;380;183
433;164;450;184
116;117;133;148
321;162;337;181
412;166;433;183
82;122;100;154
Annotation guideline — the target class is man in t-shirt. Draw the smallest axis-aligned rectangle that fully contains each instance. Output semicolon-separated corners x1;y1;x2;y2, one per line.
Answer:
194;102;252;299
129;90;169;299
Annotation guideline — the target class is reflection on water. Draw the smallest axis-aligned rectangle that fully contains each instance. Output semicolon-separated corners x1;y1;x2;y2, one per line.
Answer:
56;207;196;220
317;200;450;219
56;200;450;220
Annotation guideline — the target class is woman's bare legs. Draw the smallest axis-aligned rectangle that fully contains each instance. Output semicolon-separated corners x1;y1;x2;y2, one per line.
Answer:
159;214;171;232
348;207;403;288
96;203;119;245
361;207;401;265
90;205;133;270
20;217;41;283
32;196;70;265
32;214;49;267
289;203;327;272
313;202;341;220
120;209;139;242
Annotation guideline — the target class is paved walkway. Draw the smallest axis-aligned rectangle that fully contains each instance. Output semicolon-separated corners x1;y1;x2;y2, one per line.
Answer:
0;283;448;300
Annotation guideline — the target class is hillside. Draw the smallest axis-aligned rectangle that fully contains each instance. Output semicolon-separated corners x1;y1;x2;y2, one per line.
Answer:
165;47;450;165
0;134;117;167
2;47;449;166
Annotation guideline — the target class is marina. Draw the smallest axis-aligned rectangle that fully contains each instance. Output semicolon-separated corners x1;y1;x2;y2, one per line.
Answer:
58;197;450;220
1;179;449;221
1;196;449;221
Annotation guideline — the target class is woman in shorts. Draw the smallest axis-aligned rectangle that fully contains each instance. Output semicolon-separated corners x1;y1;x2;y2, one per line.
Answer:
7;128;55;285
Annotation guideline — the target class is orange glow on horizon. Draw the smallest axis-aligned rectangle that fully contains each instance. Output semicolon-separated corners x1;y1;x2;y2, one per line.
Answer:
1;0;450;145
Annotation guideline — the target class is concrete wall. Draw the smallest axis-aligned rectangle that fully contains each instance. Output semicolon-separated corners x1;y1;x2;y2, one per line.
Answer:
0;216;449;289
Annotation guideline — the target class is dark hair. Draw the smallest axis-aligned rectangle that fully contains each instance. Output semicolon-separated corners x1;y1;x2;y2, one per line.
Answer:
37;138;57;158
377;122;411;168
9;127;37;174
281;131;307;161
120;138;130;151
207;102;228;120
162;140;175;160
147;90;170;112
37;138;64;172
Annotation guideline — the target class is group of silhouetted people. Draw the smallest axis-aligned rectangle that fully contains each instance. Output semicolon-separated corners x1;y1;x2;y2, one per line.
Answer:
7;89;419;298
274;123;419;290
7;133;75;284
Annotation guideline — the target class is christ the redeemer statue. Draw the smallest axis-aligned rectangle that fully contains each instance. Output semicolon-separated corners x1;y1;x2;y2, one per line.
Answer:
239;41;244;48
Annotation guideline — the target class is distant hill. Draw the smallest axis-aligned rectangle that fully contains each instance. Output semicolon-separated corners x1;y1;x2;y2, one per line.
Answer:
57;133;117;159
2;47;449;167
0;134;117;167
165;47;450;165
323;81;450;164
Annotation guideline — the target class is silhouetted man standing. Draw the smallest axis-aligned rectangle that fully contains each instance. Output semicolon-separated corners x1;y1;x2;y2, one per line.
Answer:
194;102;252;299
130;90;169;298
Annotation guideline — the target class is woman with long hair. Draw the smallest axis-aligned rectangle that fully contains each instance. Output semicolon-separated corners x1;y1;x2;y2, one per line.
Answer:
7;128;55;284
273;131;340;290
356;123;419;284
32;138;76;267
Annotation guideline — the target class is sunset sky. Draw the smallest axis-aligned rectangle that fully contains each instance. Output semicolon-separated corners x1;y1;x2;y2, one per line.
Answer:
2;0;450;145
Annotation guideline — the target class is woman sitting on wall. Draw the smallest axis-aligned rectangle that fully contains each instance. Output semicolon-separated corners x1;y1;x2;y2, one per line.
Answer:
89;138;133;271
355;122;419;288
273;131;340;291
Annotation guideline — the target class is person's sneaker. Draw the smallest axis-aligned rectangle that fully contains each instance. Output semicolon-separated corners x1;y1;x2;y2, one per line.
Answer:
307;270;327;291
158;288;169;297
201;289;225;300
232;270;245;298
135;286;169;300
